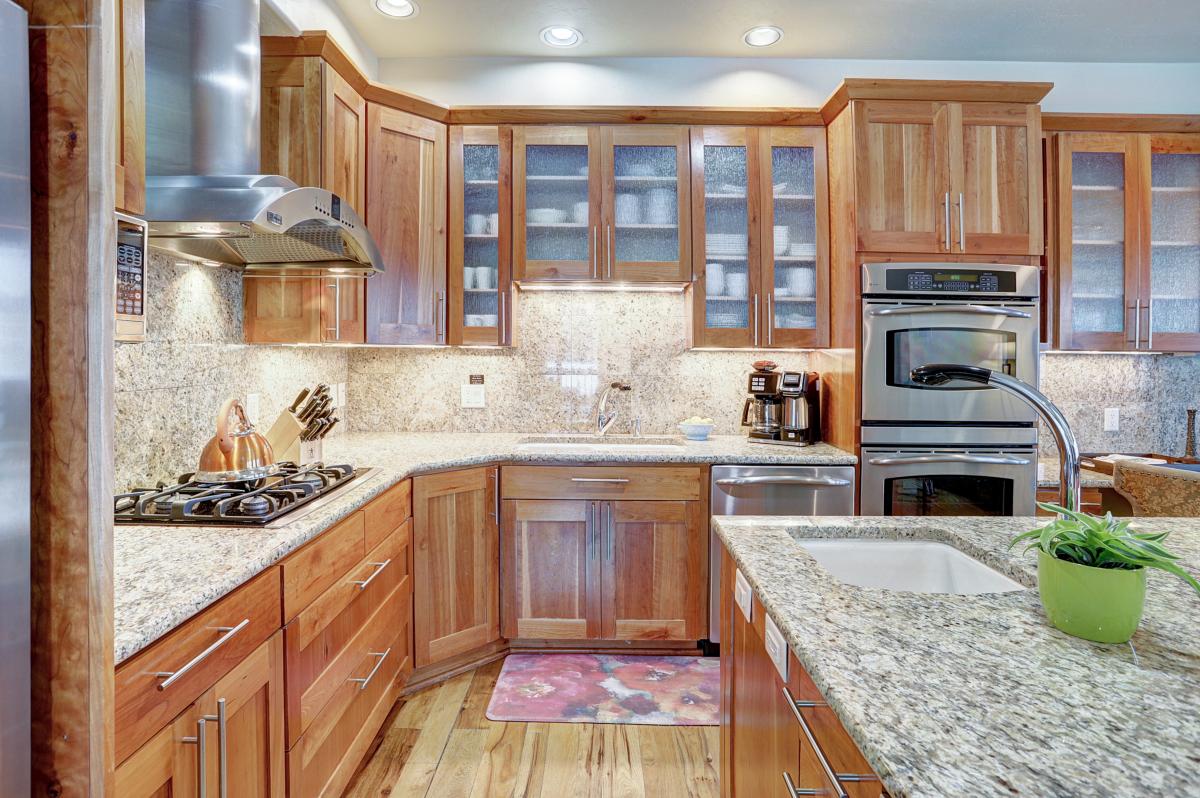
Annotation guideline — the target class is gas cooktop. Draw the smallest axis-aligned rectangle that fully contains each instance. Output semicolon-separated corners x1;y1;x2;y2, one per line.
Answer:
115;461;360;526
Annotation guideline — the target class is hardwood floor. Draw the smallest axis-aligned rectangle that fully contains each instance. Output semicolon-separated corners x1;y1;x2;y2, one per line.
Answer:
344;658;721;798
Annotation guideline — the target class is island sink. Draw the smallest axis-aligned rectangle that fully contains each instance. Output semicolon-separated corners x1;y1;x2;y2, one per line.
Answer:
792;538;1026;595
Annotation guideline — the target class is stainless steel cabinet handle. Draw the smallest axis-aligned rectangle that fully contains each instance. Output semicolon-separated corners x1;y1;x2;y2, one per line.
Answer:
349;648;391;691
498;290;506;338
604;501;614;563
607;223;614;279
753;294;760;345
570;477;630;483
326;281;340;339
1133;298;1142;350
715;476;853;488
1146;299;1154;350
589;501;599;561
489;469;500;521
782;771;826;797
944;192;951;251
767;294;774;345
182;717;209;798
201;698;228;798
436;291;446;342
867;304;1031;319
957;192;965;252
156;619;250;690
783;687;848;798
867;453;1031;466
349;559;391;590
592;225;599;278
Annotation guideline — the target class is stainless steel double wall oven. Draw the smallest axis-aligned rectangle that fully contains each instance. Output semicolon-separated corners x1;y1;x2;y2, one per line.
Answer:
859;263;1041;516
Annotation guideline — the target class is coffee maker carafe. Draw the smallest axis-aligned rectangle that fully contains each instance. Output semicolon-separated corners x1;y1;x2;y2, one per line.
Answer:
741;362;783;440
741;362;822;447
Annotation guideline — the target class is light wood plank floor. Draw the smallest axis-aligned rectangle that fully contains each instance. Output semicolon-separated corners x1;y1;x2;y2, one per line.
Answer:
345;658;721;798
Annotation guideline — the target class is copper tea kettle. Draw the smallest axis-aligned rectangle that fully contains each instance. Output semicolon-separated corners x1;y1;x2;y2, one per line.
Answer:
196;398;278;482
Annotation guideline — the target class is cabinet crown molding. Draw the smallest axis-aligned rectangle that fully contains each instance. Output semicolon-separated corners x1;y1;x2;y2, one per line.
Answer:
820;78;1055;123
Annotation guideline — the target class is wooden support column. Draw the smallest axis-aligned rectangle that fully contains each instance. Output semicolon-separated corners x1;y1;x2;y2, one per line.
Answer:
27;0;115;794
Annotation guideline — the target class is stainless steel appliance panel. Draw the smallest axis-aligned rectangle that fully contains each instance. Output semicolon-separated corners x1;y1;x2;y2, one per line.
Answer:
708;465;855;641
860;443;1036;517
0;1;30;791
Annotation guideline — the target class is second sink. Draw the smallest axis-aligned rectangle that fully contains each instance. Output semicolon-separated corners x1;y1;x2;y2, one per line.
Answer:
515;435;686;454
792;538;1025;595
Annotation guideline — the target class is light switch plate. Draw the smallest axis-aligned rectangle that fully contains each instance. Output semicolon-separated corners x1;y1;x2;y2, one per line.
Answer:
245;393;260;423
1104;407;1120;432
461;384;486;408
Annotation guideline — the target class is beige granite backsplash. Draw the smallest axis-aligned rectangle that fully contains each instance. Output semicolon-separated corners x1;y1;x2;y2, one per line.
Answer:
113;251;350;491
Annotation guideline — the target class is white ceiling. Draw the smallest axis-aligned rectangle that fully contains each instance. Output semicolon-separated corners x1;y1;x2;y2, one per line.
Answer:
334;0;1200;62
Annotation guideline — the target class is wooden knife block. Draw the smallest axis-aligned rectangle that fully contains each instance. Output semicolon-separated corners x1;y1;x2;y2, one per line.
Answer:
265;410;323;465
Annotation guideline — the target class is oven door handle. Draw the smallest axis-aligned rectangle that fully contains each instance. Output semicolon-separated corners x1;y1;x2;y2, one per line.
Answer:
715;476;853;488
866;304;1032;319
867;453;1032;466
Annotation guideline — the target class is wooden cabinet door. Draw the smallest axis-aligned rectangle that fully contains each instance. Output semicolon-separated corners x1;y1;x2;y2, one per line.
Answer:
115;0;145;214
322;66;366;211
1143;133;1200;353
243;275;321;343
319;276;366;343
261;56;322;187
760;126;830;348
602;126;692;282
365;104;448;344
500;499;601;640
1055;132;1143;351
730;587;783;797
116;707;202;798
513;126;603;282
949;102;1042;255
195;632;286;798
853;100;951;254
690;126;764;348
413;467;500;666
601;501;706;641
449;125;514;345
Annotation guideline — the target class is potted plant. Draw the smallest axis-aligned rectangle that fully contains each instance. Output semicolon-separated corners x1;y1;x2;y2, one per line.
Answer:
1011;504;1200;644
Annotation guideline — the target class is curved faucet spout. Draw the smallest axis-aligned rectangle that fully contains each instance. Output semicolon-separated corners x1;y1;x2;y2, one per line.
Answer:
594;381;631;437
910;363;1080;516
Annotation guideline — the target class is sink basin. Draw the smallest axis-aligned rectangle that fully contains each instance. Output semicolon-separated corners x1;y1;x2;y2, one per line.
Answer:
515;435;686;453
792;539;1025;595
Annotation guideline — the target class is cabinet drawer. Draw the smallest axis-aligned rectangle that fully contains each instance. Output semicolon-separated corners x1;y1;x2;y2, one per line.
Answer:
115;568;282;765
282;511;367;621
364;479;411;551
788;651;878;781
288;619;407;798
501;465;703;501
285;523;411;746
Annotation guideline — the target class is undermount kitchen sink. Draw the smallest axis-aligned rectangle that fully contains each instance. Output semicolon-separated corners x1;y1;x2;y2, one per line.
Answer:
792;538;1026;595
515;435;686;453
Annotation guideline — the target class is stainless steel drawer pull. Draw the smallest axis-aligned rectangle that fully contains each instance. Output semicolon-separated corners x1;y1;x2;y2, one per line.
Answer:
156;618;250;691
570;477;630;483
349;648;391;691
350;559;392;590
182;717;209;798
782;687;849;798
782;771;824;797
868;453;1031;467
202;697;228;798
867;304;1031;319
715;476;852;488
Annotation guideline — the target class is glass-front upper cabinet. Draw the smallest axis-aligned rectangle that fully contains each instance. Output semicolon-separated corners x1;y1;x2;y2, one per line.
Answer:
449;125;513;345
603;126;691;282
513;126;602;282
1146;136;1200;352
691;127;829;348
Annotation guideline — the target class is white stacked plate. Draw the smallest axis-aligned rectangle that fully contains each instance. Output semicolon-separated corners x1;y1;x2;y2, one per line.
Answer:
529;208;568;224
645;188;676;224
789;241;817;258
706;233;747;256
773;225;790;252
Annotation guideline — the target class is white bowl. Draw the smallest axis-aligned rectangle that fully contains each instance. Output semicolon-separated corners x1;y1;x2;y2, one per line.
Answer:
678;422;714;441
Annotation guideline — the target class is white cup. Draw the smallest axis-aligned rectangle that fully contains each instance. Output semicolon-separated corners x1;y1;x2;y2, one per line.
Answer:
477;267;495;290
485;213;500;235
615;193;641;224
787;266;815;298
463;267;477;289
725;272;749;299
572;201;590;225
466;214;486;235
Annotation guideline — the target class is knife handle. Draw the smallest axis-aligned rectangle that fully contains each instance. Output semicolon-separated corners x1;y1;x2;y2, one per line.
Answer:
289;388;310;414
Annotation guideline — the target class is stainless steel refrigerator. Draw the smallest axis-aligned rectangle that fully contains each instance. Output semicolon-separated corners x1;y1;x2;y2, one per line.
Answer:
0;0;31;794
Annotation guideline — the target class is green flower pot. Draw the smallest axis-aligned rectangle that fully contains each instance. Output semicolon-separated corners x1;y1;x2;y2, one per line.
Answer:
1037;549;1147;644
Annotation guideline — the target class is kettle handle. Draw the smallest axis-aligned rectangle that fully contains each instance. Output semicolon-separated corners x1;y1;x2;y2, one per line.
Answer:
740;398;752;427
215;398;243;455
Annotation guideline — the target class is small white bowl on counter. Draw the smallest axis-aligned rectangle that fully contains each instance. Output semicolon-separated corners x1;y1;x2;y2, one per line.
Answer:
678;419;715;441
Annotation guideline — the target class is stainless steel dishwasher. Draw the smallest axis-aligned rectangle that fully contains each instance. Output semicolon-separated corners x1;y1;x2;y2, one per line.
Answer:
709;465;855;643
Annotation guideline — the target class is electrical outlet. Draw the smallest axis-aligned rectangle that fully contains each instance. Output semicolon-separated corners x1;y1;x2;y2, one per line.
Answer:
245;393;260;423
461;384;486;409
1104;407;1120;432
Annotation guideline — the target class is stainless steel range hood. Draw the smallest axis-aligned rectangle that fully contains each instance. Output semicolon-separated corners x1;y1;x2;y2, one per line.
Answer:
144;0;383;276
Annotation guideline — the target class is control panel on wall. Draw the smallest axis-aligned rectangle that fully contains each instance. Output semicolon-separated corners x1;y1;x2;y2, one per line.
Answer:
115;212;148;343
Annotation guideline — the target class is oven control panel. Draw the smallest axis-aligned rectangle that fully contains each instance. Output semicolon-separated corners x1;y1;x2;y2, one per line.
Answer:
887;268;1014;293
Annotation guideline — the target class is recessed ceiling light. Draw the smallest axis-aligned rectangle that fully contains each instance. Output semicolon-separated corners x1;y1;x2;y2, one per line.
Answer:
540;25;582;48
743;26;783;47
375;0;418;18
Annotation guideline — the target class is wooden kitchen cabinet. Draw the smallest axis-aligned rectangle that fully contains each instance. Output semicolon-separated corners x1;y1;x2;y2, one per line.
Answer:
412;467;500;666
690;126;830;348
115;0;145;215
1055;131;1200;352
514;125;692;283
243;274;364;344
366;103;449;344
115;706;201;798
449;125;514;345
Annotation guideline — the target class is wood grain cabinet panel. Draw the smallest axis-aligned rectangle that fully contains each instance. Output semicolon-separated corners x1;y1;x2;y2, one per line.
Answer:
363;478;412;552
501;465;703;501
366;103;449;344
115;706;201;798
115;0;145;214
412;467;500;666
603;501;707;640
243;275;323;344
501;499;601;640
281;511;367;622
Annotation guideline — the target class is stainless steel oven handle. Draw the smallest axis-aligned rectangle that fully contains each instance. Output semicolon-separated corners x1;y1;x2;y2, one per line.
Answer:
715;476;852;488
867;453;1032;466
866;305;1031;319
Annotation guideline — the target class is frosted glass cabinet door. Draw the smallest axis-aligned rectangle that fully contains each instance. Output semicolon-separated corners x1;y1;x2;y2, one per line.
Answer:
1146;138;1200;352
603;126;691;282
1056;133;1142;351
514;126;601;282
761;127;828;348
690;127;761;348
449;125;513;346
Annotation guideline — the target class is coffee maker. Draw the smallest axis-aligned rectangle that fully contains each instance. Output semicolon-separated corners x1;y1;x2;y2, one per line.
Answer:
741;362;822;446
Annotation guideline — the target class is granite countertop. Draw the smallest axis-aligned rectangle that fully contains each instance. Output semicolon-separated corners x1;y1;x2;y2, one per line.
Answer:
115;432;855;663
1037;456;1114;489
713;514;1200;798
